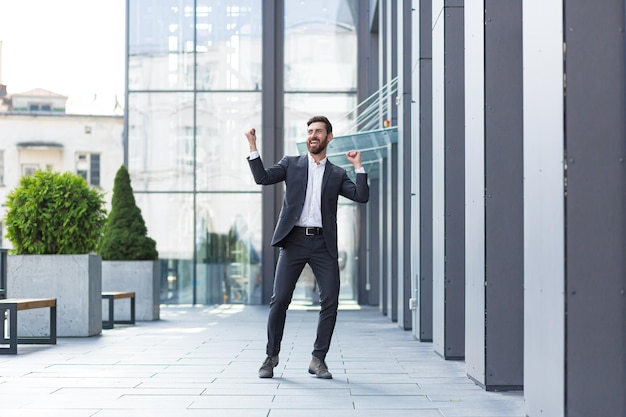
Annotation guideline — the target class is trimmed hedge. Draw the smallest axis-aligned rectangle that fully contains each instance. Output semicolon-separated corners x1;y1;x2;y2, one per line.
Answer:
97;165;158;261
4;170;107;254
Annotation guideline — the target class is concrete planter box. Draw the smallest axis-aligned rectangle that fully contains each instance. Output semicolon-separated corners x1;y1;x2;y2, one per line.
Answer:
102;260;160;321
7;254;102;337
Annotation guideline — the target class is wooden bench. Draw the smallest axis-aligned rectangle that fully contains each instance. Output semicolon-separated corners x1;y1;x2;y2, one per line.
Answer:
101;291;135;329
0;298;57;354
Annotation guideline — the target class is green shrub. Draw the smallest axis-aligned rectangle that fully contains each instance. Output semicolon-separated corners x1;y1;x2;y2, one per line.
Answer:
4;170;107;254
97;165;158;260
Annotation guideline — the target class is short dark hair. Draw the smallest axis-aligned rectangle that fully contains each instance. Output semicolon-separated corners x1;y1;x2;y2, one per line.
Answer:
307;115;332;134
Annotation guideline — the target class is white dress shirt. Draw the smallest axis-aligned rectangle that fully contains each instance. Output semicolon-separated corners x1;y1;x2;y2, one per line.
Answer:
297;154;326;228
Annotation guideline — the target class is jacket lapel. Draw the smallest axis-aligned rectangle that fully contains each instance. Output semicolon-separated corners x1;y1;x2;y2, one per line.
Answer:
297;155;308;190
321;159;333;193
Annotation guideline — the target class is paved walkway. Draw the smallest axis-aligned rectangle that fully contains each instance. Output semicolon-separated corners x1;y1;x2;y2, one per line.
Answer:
0;304;524;417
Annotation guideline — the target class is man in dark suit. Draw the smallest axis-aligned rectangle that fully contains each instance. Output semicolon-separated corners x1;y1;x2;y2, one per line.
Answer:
245;115;369;379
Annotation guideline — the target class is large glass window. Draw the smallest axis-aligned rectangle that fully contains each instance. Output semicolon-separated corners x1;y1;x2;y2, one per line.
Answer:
128;92;196;192
195;92;262;192
195;2;262;91
128;0;262;305
195;193;262;305
128;0;196;91
284;0;358;92
134;193;195;304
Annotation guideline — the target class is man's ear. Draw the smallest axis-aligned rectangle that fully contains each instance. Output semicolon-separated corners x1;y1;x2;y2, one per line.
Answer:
328;132;334;142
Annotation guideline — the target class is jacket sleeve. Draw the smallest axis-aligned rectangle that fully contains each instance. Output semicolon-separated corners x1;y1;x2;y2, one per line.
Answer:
340;172;369;203
247;155;289;185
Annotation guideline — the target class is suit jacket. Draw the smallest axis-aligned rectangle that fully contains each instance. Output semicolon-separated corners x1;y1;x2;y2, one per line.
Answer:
248;154;369;259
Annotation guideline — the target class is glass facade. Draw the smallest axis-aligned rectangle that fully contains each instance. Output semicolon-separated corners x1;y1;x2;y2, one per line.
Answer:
127;0;358;305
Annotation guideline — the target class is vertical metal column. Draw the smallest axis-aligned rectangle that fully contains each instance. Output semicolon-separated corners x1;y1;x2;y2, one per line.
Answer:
385;0;399;322
358;0;380;102
416;0;433;342
358;0;380;306
483;0;524;390
386;142;398;322
564;1;626;415
380;157;389;314
464;0;487;385
442;1;465;359
466;0;524;391
260;0;284;304
366;179;381;306
432;0;446;356
523;2;565;415
396;0;412;330
433;0;465;359
379;0;389;317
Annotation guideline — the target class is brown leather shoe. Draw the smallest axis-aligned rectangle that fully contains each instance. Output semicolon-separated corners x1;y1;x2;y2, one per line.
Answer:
308;356;332;379
258;355;279;378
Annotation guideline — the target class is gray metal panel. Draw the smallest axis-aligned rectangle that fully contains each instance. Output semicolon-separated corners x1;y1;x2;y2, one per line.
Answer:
380;156;388;315
261;0;284;304
419;0;432;57
369;0;379;32
358;0;380;307
564;2;626;415
418;56;433;342
463;0;486;386
378;0;388;316
387;142;398;322
414;0;433;342
357;204;369;305
385;0;399;322
443;5;465;360
410;0;421;338
522;1;565;415
484;0;523;389
386;0;398;125
397;0;412;330
367;179;381;306
431;0;446;356
359;0;380;106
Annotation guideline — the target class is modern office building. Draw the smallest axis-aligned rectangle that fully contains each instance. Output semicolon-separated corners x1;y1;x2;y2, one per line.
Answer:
126;1;625;416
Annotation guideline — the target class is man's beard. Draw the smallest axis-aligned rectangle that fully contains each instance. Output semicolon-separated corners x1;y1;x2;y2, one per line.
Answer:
308;139;328;155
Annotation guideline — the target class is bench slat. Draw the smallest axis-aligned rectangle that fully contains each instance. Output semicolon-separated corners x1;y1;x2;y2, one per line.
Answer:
0;298;56;310
102;292;135;300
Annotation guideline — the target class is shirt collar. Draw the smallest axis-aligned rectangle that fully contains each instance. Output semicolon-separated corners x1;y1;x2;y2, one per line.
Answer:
307;153;327;166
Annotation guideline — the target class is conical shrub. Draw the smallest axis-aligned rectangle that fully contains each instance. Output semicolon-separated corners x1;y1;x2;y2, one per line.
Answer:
97;165;158;260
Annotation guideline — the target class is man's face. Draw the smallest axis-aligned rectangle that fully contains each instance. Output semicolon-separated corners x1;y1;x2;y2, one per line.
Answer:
306;121;333;155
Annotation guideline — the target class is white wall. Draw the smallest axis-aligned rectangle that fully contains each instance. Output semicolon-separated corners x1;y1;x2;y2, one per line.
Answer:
463;0;486;385
0;113;124;247
523;1;565;416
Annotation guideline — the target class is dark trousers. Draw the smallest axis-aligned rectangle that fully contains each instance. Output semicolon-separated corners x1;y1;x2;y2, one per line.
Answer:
266;228;340;360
